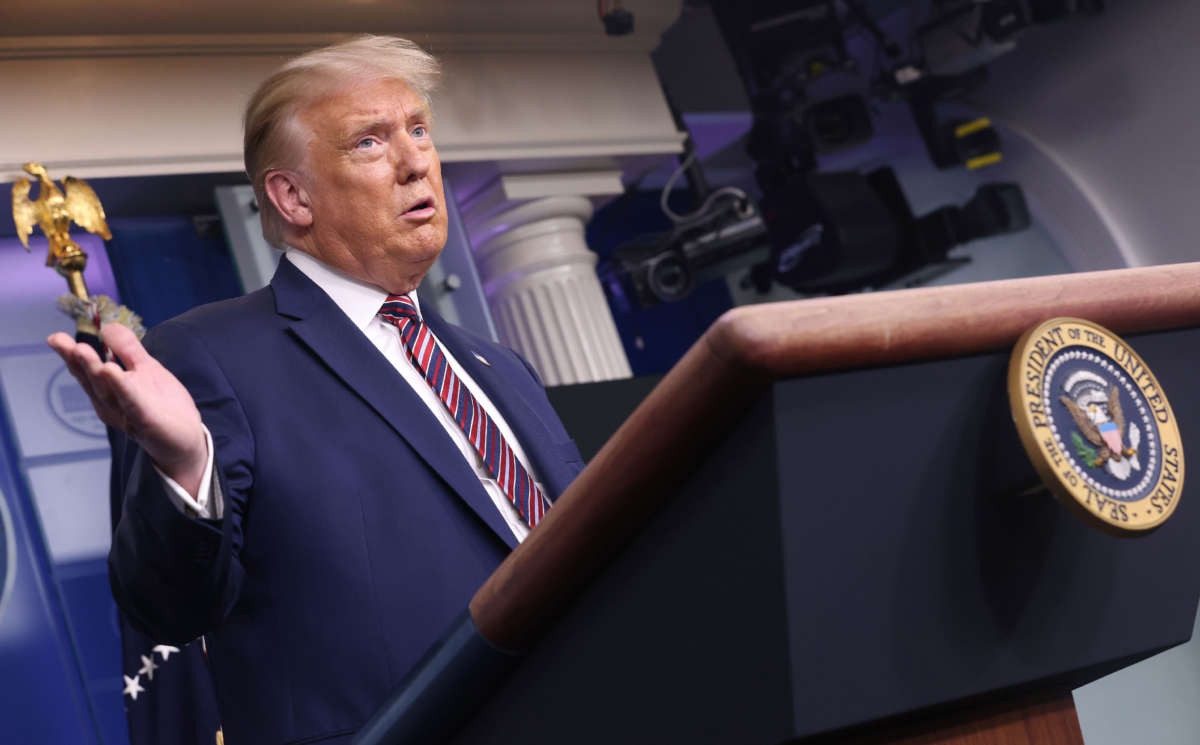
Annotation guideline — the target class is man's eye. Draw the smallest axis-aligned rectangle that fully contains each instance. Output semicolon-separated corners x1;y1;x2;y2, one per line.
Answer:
412;126;428;139
356;137;379;149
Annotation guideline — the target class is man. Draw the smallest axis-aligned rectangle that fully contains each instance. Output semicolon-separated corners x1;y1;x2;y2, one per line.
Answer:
48;36;584;745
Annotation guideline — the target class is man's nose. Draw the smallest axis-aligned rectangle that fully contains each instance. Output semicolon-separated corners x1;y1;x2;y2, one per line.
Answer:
392;137;430;183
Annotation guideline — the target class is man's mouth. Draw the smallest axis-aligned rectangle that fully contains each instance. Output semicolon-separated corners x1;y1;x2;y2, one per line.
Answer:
403;197;435;216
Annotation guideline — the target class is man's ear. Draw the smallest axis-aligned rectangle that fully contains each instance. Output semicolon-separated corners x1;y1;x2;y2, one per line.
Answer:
264;170;313;228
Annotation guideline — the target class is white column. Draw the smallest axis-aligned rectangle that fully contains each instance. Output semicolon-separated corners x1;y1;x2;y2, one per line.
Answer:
469;195;632;386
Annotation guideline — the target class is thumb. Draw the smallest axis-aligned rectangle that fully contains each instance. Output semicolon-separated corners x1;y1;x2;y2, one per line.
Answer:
101;323;152;370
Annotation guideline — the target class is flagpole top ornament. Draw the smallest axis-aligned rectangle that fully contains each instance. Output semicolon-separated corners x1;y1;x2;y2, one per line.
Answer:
12;161;143;338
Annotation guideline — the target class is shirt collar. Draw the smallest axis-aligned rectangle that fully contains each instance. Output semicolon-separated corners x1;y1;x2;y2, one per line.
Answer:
284;248;421;331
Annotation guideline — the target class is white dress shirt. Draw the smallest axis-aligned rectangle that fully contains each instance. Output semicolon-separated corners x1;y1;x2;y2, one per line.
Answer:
158;249;544;542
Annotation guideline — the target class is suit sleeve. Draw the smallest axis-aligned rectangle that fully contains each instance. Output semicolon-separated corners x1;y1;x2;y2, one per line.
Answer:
108;319;255;645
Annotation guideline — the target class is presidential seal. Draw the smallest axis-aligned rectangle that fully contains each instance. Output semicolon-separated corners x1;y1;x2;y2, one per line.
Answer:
1008;318;1184;534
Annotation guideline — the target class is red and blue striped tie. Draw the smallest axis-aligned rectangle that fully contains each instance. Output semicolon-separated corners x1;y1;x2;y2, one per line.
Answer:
378;295;546;528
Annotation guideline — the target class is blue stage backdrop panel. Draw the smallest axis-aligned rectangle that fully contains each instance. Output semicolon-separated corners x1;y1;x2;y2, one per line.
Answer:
103;216;243;330
0;234;123;743
0;436;101;743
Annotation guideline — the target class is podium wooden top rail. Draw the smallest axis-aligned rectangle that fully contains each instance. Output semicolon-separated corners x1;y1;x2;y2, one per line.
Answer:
472;261;1200;650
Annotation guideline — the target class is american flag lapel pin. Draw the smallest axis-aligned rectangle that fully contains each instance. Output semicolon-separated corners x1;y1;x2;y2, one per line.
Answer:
472;351;491;366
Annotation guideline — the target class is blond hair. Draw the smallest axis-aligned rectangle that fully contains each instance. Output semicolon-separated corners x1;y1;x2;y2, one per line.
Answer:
243;35;441;249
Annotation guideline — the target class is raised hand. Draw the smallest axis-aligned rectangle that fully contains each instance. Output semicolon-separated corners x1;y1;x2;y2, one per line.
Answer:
47;323;208;497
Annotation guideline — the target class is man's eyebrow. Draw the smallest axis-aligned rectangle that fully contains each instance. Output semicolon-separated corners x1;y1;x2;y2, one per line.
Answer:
343;107;432;139
344;117;392;137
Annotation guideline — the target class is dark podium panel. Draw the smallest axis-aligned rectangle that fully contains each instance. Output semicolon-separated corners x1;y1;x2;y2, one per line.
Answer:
451;327;1200;745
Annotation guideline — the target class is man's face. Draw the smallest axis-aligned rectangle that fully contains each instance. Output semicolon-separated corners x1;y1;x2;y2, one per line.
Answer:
294;77;448;294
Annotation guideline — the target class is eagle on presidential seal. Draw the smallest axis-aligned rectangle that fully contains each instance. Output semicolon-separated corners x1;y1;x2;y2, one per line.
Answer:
1059;369;1141;480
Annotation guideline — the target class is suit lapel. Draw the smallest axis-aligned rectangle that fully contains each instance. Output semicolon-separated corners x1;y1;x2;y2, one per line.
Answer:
272;259;519;549
422;303;573;502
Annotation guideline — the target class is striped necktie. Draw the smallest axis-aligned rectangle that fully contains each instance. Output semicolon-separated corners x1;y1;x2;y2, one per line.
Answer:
377;295;546;528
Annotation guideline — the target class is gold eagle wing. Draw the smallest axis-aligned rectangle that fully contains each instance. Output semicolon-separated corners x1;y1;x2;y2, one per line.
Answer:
11;178;37;250
1060;395;1103;446
1108;386;1125;435
64;176;112;239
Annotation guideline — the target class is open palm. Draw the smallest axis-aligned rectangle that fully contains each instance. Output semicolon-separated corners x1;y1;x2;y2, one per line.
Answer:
47;323;207;494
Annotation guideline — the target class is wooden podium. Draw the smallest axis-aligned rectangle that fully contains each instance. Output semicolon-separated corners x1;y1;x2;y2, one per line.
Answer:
356;264;1200;745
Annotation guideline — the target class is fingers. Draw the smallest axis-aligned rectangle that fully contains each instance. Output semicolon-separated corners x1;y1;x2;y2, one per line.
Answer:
45;332;76;358
46;331;124;421
48;332;100;391
101;323;153;370
95;362;145;416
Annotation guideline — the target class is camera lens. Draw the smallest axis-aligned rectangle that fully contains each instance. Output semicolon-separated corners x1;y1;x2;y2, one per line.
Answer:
647;254;693;302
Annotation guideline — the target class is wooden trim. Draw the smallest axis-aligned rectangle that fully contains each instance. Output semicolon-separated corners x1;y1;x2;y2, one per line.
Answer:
895;694;1084;745
0;156;246;183
709;261;1200;377
0;31;662;61
470;263;1200;650
801;692;1085;745
437;135;685;164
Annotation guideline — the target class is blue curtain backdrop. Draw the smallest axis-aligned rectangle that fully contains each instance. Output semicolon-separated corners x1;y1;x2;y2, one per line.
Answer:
104;217;244;330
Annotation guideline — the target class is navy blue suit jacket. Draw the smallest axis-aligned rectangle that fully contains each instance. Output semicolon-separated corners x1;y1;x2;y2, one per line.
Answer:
109;258;584;745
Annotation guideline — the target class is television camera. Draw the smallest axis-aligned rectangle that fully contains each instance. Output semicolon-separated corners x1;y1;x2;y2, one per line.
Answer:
600;0;1101;309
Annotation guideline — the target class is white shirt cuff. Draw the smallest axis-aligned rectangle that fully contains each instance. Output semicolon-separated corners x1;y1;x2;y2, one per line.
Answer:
154;425;224;520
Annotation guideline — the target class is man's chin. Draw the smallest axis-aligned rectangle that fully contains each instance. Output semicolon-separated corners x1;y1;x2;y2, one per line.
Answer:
382;255;444;296
399;230;446;269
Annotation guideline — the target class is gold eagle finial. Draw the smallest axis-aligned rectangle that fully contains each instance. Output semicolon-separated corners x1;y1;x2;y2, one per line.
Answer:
11;161;112;299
